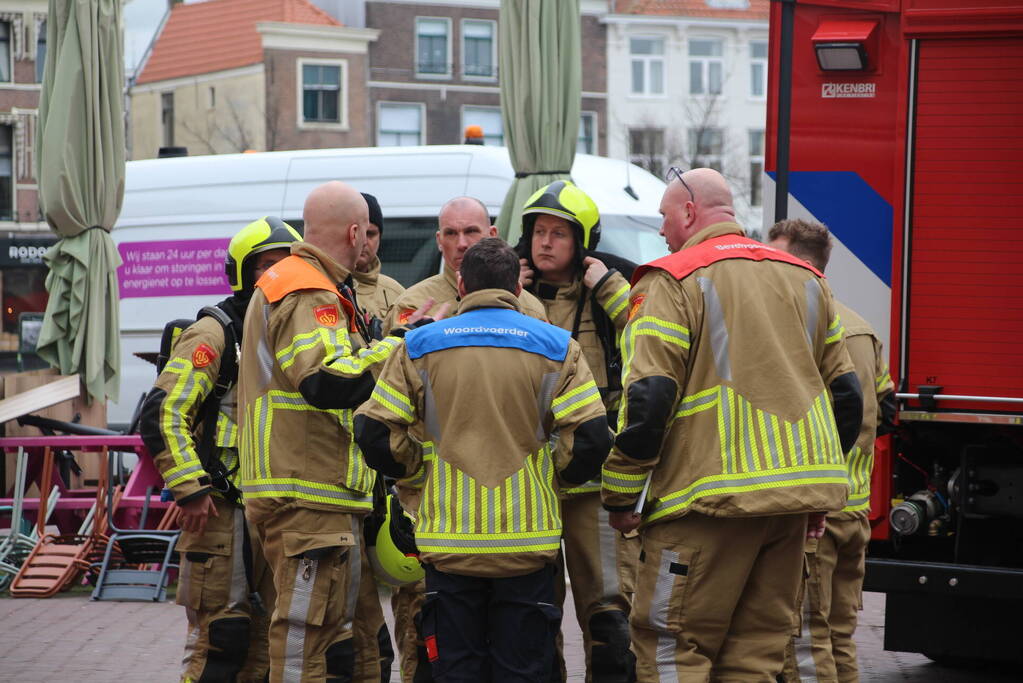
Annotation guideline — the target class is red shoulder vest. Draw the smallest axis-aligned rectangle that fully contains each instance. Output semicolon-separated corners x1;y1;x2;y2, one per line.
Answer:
256;254;358;331
632;234;823;286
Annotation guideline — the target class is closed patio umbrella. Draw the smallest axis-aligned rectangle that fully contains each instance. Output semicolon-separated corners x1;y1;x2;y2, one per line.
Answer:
36;0;125;402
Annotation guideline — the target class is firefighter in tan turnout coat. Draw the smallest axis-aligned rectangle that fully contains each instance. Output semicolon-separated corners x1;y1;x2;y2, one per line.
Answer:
141;216;300;682
601;169;864;681
355;238;613;682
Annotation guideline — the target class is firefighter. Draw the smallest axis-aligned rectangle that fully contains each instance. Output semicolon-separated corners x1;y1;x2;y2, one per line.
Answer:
237;181;435;683
384;196;548;335
140;216;300;682
354;237;613;682
769;219;896;683
382;195;546;683
516;180;637;682
601;168;864;680
353;192;404;327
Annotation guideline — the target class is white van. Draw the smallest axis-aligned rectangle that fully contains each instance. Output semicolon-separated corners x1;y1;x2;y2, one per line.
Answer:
110;145;667;427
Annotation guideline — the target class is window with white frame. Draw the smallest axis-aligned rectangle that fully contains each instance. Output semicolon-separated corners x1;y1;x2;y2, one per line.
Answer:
462;106;503;145
577;113;596;154
462;19;495;79
0;23;10;83
378;103;423;146
689;38;724;95
36;21;46;83
302;62;343;124
161;92;174;147
0;126;11;220
749;129;765;207
689;127;724;171
630;37;665;96
629;128;666;178
750;41;768;98
416;17;450;76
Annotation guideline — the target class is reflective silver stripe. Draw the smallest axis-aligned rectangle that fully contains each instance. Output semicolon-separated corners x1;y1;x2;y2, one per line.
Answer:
343;524;361;631
283;556;319;682
649;548;680;682
676;390;718;415
255;397;271;479
256;304;275;390
697;276;731;381
277;329;323;369
531;456;543;531
270;393;308;407
765;415;782;469
602;471;647;491
632;318;691;347
536;372;561;441
415;533;562;549
460;469;472;533
487;487;497;535
166;367;204;463
228;507;247;609
168;461;205;481
791;422;805;466
721;387;735;473
553;383;601;418
845;492;870;508
597;507;619;602
741;397;757;472
806;397;822;465
650;467;848;516
804;279;821;348
511;470;521;532
794;577;818;681
419;369;442;446
242;482;372;504
437;459;448;533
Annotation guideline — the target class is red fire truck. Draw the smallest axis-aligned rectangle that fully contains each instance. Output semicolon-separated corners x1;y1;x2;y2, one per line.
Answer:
766;0;1023;663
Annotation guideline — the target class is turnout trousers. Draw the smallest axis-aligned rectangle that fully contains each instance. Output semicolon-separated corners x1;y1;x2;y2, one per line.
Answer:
421;563;561;683
554;492;638;682
248;503;374;683
178;498;275;683
782;516;871;683
392;579;429;682
631;512;806;682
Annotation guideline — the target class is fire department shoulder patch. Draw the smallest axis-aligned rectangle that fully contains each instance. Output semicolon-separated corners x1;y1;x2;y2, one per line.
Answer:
192;343;217;368
314;304;340;327
628;295;646;321
397;308;415;325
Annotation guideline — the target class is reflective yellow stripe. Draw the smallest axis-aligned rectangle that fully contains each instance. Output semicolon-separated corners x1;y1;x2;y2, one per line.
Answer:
372;380;415;423
876;371;892;391
603;283;631;320
601;467;647;494
630;315;691;349
161;358;212;469
552;380;600;419
277;328;329;370
242;478;373;508
841;446;873;512
825;313;845;344
326;336;401;376
646;465;848;523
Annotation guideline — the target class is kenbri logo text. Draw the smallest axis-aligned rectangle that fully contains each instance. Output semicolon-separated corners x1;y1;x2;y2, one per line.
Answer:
443;326;528;337
822;82;876;98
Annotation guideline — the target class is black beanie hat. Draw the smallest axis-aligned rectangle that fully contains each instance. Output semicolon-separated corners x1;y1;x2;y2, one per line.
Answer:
362;192;384;235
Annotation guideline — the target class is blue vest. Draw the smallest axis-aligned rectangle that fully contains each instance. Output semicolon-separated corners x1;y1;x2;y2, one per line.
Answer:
405;307;569;362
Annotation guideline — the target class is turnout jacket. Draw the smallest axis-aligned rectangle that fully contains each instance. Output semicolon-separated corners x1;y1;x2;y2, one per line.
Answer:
355;289;612;578
352;255;405;321
383;263;548;334
601;223;861;524
834;301;895;518
535;270;630;495
237;242;403;519
141;315;239;504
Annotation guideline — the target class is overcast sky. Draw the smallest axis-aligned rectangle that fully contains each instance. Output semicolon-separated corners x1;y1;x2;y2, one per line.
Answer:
123;0;174;77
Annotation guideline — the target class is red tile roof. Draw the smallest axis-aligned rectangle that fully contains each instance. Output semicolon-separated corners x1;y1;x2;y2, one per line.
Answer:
617;0;769;21
137;0;340;85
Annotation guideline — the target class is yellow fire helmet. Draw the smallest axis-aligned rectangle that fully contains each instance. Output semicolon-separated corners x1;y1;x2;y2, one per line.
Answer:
521;179;601;251
224;216;302;293
368;494;424;587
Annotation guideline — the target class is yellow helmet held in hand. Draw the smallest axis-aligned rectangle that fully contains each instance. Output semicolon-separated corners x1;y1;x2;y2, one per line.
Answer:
225;216;302;293
368;494;424;587
521;180;601;251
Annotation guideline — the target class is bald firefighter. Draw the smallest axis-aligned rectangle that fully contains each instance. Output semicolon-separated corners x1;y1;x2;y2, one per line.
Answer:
382;195;546;682
602;169;863;680
237;182;435;682
141;216;300;682
355;238;613;681
770;219;896;683
517;181;637;682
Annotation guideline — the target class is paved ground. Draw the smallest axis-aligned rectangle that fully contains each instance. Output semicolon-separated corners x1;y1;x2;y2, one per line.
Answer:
0;589;1017;681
